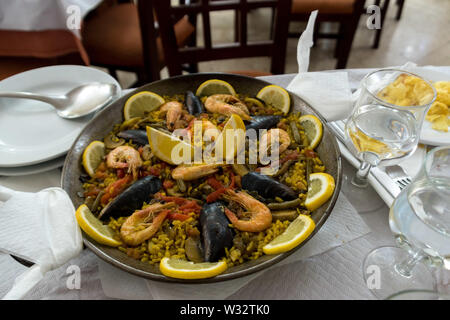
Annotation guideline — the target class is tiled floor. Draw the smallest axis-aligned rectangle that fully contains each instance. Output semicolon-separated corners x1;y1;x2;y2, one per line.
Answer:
116;0;450;88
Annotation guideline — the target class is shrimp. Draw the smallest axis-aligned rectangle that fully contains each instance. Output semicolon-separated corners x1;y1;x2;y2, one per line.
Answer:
120;202;176;246
185;119;221;142
259;128;291;156
221;189;272;232
160;101;183;131
204;94;251;120
172;163;222;181
106;146;142;180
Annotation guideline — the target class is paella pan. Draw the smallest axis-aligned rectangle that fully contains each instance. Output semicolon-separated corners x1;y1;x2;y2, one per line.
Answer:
62;73;342;283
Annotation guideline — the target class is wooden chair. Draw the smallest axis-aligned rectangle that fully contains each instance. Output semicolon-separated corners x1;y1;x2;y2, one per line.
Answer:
80;1;196;85
289;0;366;69
0;30;88;81
395;0;405;20
151;0;292;77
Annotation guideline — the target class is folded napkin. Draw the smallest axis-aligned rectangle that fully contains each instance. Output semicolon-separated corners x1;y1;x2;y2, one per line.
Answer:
0;186;82;299
286;10;354;122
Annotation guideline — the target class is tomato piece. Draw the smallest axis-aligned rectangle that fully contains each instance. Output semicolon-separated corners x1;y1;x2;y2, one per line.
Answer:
206;187;227;203
305;149;316;158
163;179;175;189
117;168;125;179
228;171;235;189
148;166;161;176
168;212;190;221
100;175;132;205
159;195;187;205
207;176;223;190
179;200;201;213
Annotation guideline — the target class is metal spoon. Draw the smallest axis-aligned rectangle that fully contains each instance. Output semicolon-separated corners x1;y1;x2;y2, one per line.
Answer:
0;82;118;119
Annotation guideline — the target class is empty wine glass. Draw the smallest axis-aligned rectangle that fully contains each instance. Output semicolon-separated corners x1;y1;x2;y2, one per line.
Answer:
363;146;450;299
343;69;436;212
386;289;450;300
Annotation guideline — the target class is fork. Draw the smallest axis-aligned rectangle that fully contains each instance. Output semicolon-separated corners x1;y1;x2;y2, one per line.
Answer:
385;165;412;190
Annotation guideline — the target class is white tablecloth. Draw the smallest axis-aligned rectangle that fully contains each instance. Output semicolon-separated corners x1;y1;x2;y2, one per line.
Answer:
0;0;102;37
1;68;447;299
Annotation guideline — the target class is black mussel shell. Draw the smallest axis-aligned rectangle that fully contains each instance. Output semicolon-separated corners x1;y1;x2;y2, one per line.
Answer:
117;130;148;146
200;202;233;262
245;115;282;131
241;171;297;200
98;175;162;220
185;91;205;115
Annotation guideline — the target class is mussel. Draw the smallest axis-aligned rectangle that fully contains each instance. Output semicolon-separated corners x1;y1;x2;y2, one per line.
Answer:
200;202;233;262
117;130;148;146
98;175;162;220
241;171;297;201
185;91;205;115
245;115;282;131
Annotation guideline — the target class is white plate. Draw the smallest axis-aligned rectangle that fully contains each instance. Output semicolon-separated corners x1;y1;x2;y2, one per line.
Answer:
0;155;66;176
0;65;121;167
407;66;450;146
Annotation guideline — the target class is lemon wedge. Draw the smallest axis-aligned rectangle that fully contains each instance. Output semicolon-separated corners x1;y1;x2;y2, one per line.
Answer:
75;204;122;247
82;140;105;177
214;114;246;163
298;114;323;149
256;85;291;114
196;79;236;97
263;214;315;255
123;91;165;120
160;257;227;279
304;173;335;211
147;126;194;165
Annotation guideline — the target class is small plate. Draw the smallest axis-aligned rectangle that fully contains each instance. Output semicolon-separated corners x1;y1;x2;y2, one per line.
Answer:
0;155;66;176
0;65;121;167
408;66;450;146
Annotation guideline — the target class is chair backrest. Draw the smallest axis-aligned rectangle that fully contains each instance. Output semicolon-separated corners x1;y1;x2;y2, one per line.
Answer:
152;0;292;76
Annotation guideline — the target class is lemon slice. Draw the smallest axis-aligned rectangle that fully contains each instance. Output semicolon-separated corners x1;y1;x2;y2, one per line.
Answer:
160;257;227;279
305;173;335;211
147;126;194;165
82;141;105;177
256;85;291;114
263;214;315;255
75;204;122;247
244;97;265;109
214;114;246;162
123;91;165;120
298;115;323;149
195;79;236;97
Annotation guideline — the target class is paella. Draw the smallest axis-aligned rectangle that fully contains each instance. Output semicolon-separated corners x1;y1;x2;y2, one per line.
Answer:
75;79;336;279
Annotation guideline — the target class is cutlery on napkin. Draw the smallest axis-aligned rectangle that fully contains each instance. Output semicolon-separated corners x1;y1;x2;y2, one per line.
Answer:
0;186;82;299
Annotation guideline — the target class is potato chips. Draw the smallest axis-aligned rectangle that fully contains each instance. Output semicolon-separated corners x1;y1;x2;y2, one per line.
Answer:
377;74;449;132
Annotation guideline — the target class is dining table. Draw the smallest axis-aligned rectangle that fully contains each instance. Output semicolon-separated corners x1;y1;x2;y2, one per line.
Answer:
1;67;448;300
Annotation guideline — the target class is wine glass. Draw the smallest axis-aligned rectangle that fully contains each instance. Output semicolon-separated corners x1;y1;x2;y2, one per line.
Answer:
343;69;436;212
386;289;450;300
363;146;450;299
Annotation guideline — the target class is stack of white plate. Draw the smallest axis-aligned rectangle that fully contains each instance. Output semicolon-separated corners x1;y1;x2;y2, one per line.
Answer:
0;66;121;176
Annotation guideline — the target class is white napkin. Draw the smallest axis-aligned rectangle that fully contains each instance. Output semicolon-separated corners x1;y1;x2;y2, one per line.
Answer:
0;186;82;299
98;194;370;300
286;10;354;122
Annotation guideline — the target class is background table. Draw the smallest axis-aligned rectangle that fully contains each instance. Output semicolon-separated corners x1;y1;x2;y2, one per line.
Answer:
0;69;430;299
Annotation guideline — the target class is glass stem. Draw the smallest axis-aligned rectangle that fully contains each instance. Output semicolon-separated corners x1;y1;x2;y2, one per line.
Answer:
394;249;426;278
352;161;372;188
